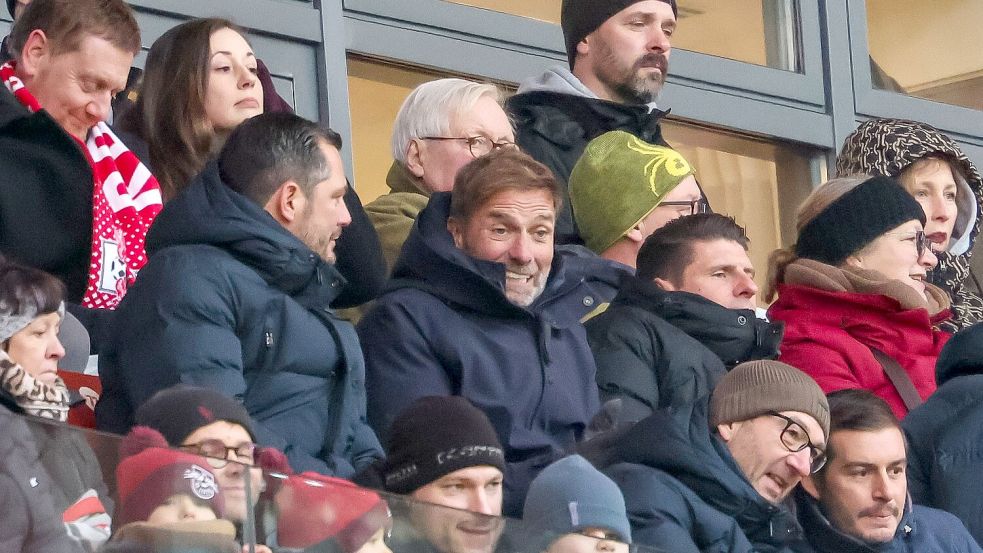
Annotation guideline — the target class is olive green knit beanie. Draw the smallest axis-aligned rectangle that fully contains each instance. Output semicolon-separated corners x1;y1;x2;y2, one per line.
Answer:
569;130;695;254
710;360;830;440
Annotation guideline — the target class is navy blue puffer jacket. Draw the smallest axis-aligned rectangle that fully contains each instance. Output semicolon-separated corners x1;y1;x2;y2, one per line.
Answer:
96;162;383;476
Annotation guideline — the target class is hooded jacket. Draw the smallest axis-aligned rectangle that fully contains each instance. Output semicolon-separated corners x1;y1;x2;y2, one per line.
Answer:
600;400;803;553
835;118;983;332
357;192;628;516
587;276;783;422
792;487;981;553
768;259;950;420
0;391;86;553
95;161;383;477
0;82;95;303
506;66;669;244
903;324;983;544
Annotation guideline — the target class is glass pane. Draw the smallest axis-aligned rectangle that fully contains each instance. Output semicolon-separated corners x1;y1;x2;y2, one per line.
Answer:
441;0;802;71
866;0;983;110
661;120;824;304
347;55;454;202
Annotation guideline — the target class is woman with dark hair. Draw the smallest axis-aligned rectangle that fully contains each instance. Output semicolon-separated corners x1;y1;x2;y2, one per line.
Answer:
836;118;983;331
0;257;113;550
766;175;950;420
115;18;385;308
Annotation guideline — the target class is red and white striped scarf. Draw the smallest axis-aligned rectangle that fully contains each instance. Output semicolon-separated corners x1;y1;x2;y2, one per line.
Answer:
1;61;162;309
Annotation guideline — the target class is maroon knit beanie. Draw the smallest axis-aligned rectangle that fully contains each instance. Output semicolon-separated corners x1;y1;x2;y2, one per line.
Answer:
115;427;226;526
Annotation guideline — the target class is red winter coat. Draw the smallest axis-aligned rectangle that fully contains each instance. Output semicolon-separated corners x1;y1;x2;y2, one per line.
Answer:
768;262;950;419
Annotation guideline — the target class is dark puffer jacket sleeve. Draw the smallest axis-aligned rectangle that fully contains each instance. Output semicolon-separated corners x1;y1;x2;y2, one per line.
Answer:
588;313;663;423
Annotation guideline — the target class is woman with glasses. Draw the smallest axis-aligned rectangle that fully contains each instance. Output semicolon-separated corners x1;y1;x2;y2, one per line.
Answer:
836;118;983;332
765;174;949;419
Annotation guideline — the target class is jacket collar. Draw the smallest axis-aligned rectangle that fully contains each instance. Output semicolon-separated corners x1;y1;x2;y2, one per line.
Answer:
385;161;430;196
613;276;783;366
146;161;345;305
794;487;916;553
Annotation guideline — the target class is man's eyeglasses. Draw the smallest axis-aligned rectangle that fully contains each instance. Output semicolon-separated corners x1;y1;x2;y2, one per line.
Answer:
769;412;826;473
658;198;709;216
421;136;518;158
181;439;257;467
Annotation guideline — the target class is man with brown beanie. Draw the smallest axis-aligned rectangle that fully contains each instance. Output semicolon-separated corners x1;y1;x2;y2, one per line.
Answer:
356;396;506;553
597;360;829;552
507;0;676;244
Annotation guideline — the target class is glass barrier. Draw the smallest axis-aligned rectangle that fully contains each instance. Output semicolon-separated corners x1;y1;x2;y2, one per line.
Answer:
10;413;671;553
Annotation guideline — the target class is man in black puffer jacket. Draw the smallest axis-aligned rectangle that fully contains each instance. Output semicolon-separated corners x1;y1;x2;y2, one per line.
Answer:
598;360;829;553
97;113;383;477
587;214;783;422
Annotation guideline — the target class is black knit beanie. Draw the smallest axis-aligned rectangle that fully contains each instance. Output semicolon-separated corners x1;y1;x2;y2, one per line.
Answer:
795;175;926;266
135;385;257;445
382;396;505;494
561;0;678;69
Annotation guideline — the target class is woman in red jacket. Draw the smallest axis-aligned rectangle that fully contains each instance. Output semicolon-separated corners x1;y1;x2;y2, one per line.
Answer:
766;175;950;419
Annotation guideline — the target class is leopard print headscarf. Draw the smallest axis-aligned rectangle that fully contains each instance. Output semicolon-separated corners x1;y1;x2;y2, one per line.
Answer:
836;118;983;332
0;350;70;422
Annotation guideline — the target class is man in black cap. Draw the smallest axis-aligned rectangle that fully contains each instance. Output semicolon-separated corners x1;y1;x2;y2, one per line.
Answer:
357;396;506;553
507;0;677;244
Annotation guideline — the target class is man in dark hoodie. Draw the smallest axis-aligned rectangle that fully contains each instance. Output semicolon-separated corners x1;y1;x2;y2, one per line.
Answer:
96;112;383;477
506;0;677;244
795;389;980;553
601;360;828;552
587;213;783;422
358;148;628;517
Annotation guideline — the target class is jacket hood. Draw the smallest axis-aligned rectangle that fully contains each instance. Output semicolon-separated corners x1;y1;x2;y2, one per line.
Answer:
146;161;345;302
794;487;916;553
390;192;626;322
935;321;983;384
835;118;982;258
516;65;661;112
607;401;802;545
613;276;783;366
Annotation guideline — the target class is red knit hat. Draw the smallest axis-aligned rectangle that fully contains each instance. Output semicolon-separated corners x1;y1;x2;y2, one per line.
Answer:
115;426;226;526
275;472;391;551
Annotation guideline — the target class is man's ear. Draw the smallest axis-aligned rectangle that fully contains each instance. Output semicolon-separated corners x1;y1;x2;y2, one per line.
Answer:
447;216;465;250
800;475;821;500
405;140;426;179
18;29;50;77
625;223;645;245
653;277;677;291
716;421;737;442
264;180;305;226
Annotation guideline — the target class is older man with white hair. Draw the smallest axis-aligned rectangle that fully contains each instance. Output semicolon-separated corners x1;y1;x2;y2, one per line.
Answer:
364;78;516;272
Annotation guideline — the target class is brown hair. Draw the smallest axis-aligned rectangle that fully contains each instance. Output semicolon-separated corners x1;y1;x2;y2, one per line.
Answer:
116;18;246;200
636;213;750;284
9;0;140;58
449;148;561;223
763;175;871;301
815;389;902;471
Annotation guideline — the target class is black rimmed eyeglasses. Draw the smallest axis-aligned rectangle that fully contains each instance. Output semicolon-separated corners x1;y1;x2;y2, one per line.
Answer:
658;198;709;216
885;230;934;259
421;136;519;158
769;412;826;473
181;439;257;468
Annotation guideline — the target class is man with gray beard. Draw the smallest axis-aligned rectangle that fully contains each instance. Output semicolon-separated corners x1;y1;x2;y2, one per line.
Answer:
357;149;628;517
507;0;677;244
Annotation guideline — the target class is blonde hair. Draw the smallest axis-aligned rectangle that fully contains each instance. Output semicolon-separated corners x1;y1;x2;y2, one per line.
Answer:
764;175;872;301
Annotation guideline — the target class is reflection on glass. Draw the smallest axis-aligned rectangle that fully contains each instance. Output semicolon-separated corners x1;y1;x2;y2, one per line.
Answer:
866;0;983;110
662;119;822;303
442;0;802;71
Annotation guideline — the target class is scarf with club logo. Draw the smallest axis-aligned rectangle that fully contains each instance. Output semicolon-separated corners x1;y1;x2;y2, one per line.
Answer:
1;61;162;309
